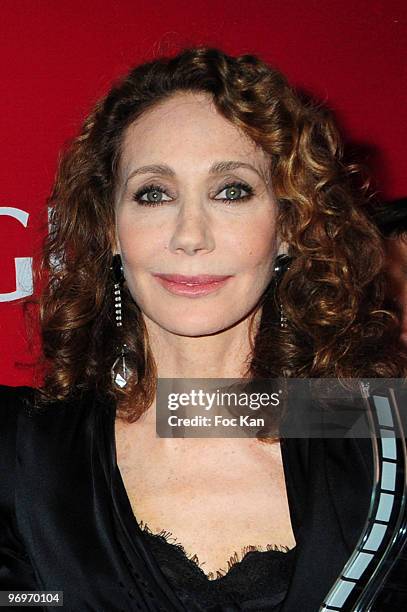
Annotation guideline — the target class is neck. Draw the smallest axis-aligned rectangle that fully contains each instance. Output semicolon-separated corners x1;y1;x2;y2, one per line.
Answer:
143;307;262;380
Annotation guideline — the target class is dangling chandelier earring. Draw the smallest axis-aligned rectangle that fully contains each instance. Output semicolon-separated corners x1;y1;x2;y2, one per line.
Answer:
110;253;132;388
273;254;292;329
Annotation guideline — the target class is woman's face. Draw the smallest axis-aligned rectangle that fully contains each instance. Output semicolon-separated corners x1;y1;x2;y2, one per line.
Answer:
115;91;281;337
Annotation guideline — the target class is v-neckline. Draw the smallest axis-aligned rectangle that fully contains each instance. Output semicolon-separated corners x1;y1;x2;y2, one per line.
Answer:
138;518;296;583
106;396;303;608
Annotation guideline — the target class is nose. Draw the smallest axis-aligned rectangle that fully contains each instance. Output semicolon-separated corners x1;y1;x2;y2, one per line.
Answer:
168;203;215;256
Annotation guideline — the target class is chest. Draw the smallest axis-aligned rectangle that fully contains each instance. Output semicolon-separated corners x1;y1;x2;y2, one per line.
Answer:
115;416;296;576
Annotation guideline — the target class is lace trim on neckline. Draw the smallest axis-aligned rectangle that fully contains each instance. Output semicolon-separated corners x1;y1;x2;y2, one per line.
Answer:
139;520;294;581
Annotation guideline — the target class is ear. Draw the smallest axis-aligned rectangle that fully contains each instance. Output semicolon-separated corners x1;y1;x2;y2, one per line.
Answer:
277;240;289;256
111;210;121;256
112;234;121;257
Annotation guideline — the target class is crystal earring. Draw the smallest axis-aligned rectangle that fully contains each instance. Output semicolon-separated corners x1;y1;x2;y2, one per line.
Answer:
110;254;131;388
273;254;292;329
279;305;288;329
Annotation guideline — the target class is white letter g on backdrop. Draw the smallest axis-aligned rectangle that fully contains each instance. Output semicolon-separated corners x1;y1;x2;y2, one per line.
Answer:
0;207;33;302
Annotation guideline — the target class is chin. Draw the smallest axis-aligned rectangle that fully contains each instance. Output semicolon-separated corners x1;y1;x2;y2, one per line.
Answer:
147;308;245;337
160;318;234;337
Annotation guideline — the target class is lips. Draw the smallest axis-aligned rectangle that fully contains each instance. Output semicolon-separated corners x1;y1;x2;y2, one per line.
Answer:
153;273;232;285
153;273;233;298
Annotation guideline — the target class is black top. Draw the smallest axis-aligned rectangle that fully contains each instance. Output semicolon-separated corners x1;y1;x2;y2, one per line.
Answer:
0;385;405;611
129;517;296;610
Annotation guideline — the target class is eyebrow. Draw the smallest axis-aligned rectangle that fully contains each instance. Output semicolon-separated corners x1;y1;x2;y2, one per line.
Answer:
125;160;270;185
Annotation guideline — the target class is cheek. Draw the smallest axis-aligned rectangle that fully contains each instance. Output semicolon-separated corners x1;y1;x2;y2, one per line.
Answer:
116;208;278;277
230;224;277;271
117;215;162;269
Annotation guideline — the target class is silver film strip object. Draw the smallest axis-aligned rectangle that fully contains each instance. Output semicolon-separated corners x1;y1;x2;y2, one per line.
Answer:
320;383;407;611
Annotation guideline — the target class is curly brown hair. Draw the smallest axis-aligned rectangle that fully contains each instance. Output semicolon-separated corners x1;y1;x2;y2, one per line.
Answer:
35;46;406;424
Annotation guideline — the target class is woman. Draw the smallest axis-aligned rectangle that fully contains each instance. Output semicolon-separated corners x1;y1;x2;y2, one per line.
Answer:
1;47;405;611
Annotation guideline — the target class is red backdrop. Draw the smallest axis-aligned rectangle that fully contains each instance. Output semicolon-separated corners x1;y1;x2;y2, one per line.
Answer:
1;0;406;386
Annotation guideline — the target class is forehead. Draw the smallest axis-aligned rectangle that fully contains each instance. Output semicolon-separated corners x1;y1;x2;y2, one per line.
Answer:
119;91;270;174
